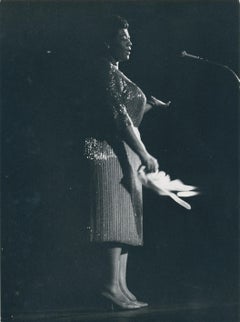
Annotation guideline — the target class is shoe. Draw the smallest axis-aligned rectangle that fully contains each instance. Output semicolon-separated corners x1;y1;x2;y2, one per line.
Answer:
101;291;141;311
119;285;148;308
132;300;148;307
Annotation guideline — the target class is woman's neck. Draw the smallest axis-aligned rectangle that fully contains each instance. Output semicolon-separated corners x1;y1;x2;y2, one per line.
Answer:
107;54;119;69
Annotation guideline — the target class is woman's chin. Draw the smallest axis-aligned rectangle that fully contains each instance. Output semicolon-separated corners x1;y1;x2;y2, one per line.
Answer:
120;54;130;62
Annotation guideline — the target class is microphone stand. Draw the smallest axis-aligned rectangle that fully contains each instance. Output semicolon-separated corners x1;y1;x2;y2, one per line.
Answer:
182;52;240;86
200;57;240;85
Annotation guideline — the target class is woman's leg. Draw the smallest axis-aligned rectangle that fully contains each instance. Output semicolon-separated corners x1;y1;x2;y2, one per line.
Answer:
119;250;148;307
119;251;137;301
100;245;141;309
102;246;129;302
98;244;142;309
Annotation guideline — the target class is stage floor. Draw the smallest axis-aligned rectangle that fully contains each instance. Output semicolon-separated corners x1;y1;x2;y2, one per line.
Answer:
4;301;238;322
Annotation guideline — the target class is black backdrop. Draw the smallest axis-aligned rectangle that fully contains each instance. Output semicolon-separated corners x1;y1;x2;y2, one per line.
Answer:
2;0;239;316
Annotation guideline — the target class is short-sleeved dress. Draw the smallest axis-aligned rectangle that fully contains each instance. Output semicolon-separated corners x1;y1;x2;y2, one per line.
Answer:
82;59;146;246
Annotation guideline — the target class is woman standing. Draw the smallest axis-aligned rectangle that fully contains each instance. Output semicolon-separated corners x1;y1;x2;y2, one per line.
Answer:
82;15;170;310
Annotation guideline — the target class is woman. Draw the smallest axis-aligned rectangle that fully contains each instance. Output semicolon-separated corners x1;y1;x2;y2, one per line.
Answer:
82;15;170;310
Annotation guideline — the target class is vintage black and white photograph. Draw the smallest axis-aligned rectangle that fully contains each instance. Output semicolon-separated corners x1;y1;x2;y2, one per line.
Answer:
1;0;239;321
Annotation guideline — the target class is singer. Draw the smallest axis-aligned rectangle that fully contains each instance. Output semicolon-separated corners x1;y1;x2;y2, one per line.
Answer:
81;15;170;310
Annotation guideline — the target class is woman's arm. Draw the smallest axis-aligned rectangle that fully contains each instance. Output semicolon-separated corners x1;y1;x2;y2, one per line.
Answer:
120;124;159;173
104;65;159;172
145;96;171;113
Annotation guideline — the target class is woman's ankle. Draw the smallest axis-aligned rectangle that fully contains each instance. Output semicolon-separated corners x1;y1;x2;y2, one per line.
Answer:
119;282;137;301
102;283;119;295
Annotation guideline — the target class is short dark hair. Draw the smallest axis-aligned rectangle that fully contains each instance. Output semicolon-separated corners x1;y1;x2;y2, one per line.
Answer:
101;15;129;43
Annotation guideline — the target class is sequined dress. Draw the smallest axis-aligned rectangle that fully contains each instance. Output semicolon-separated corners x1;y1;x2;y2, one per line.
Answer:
83;59;146;246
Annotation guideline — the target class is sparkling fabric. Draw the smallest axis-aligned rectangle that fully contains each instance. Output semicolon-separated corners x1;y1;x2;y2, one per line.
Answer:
82;59;146;246
84;138;117;161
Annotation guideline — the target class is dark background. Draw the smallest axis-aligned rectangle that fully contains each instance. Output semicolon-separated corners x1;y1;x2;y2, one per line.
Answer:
2;0;239;317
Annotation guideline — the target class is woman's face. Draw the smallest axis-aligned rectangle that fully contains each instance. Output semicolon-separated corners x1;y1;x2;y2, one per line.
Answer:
109;28;132;62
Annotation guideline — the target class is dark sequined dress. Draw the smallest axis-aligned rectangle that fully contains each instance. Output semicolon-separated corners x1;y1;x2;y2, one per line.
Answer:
83;59;146;246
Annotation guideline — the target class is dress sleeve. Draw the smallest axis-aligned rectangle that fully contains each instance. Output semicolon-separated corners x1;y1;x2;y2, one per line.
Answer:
105;65;133;131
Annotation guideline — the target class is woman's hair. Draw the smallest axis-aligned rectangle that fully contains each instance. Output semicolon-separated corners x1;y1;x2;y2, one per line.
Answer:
101;15;129;43
88;15;129;58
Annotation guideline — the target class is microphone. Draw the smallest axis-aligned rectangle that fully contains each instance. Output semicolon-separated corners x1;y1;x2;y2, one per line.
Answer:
181;50;203;60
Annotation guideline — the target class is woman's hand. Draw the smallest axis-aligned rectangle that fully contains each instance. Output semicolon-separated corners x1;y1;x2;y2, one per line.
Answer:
140;152;159;173
149;96;171;109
